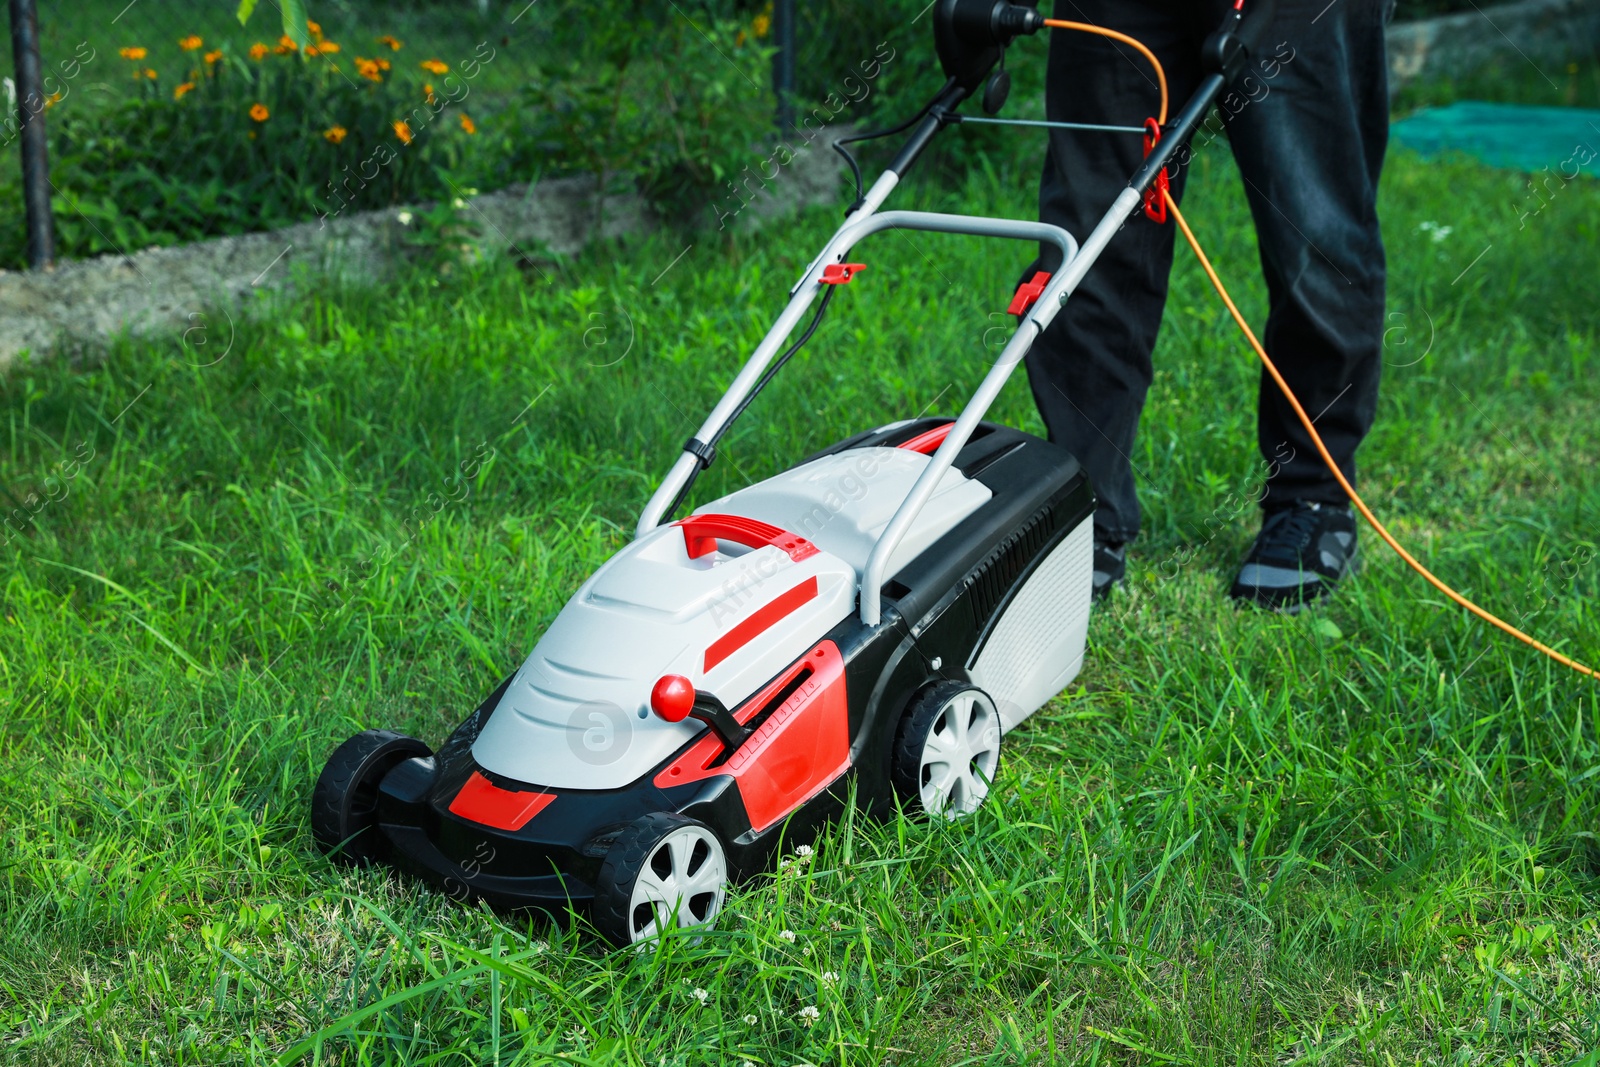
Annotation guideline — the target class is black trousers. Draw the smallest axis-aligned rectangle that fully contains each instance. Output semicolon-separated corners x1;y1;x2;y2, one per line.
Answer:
1024;0;1392;544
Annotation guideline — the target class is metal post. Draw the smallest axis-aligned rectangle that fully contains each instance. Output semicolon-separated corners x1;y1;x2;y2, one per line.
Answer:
772;0;794;131
8;0;53;269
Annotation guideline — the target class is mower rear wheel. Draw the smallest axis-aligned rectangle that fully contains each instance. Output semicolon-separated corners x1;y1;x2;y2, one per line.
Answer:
892;681;1002;818
311;729;432;867
593;812;728;948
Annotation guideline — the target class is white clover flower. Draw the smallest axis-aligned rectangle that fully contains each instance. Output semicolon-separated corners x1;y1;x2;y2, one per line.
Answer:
452;196;468;209
397;210;413;226
795;844;814;858
692;987;709;1004
743;1014;758;1025
1416;220;1453;243
798;1005;820;1027
778;929;796;943
821;971;839;985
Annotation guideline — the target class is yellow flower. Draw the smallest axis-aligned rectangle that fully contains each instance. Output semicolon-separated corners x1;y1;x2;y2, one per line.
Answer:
203;49;222;64
317;40;340;53
178;35;203;51
423;82;436;103
274;35;296;55
378;35;402;51
420;58;448;75
173;81;195;99
250;102;269;122
752;13;770;37
355;56;382;82
249;42;268;60
323;125;347;144
393;120;413;145
119;46;147;60
459;113;477;135
44;91;61;109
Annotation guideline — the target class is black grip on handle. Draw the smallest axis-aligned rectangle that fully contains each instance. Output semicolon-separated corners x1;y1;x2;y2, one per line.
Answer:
1201;0;1278;81
1237;0;1279;56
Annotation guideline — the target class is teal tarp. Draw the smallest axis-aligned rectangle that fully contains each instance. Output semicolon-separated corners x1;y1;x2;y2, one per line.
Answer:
1391;101;1600;174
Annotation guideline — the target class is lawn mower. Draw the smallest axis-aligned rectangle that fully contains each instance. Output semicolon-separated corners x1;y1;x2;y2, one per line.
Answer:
311;0;1281;946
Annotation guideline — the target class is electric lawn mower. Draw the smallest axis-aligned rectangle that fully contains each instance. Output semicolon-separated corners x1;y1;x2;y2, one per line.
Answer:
309;0;1291;947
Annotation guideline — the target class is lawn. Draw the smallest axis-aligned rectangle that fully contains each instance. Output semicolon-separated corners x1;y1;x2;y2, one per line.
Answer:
1;94;1599;1064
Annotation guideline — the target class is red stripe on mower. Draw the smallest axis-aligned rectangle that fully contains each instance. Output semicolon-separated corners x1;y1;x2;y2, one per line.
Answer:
703;576;819;672
448;771;556;831
897;422;954;455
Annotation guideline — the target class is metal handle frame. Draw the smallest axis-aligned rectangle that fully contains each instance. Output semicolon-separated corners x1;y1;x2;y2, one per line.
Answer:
637;14;1244;625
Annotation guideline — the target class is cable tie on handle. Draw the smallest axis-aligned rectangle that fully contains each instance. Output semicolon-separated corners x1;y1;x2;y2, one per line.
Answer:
683;437;716;469
1141;118;1169;224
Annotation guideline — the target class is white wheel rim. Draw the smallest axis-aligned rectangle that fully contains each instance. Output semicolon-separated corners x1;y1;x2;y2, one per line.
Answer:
918;689;1001;817
626;825;727;943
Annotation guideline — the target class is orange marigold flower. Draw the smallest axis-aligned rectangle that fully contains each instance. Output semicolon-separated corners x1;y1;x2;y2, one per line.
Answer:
460;113;477;135
119;46;148;60
173;81;195;99
420;58;448;75
355;56;382;81
751;13;771;37
274;35;296;54
306;19;322;37
393;120;413;145
203;49;223;64
323;124;348;144
249;102;269;122
179;35;203;51
378;35;402;50
375;57;390;71
44;91;61;109
304;44;320;56
143;68;158;79
317;40;340;53
423;82;436;103
249;42;268;60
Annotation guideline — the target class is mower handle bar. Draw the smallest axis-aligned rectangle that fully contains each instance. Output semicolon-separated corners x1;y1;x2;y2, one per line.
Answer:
634;208;1087;625
637;0;1264;624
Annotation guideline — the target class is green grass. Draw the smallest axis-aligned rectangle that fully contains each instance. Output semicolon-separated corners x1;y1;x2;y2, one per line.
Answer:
1;114;1599;1064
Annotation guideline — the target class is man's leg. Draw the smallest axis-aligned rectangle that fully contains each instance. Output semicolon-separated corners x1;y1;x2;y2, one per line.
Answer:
1025;1;1204;591
1222;0;1392;608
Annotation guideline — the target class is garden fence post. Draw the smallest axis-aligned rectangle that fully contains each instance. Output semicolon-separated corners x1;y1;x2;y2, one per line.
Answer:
772;0;795;130
8;0;53;269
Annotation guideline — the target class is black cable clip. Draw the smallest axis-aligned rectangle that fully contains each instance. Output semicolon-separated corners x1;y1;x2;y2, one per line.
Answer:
684;437;716;469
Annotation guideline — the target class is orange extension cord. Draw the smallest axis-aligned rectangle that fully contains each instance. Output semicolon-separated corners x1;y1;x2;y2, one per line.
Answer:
1046;19;1597;681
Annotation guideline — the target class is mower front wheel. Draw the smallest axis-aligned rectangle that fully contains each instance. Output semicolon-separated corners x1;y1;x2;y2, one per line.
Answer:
311;729;432;867
592;812;729;948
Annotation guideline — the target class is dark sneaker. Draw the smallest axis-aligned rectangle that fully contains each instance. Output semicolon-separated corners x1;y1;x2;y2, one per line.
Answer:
1230;501;1357;612
1092;540;1126;602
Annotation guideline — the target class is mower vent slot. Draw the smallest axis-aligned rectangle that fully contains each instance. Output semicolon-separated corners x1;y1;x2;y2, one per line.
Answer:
965;505;1055;628
708;665;814;769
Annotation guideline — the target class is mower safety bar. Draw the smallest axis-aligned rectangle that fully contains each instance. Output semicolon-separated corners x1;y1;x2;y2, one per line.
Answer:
635;208;1095;626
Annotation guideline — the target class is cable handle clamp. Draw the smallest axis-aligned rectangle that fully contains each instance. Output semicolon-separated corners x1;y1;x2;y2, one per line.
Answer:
1141;118;1169;224
683;437;716;469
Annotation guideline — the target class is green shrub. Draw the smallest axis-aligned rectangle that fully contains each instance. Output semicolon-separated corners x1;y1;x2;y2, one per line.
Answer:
508;6;776;226
34;28;491;260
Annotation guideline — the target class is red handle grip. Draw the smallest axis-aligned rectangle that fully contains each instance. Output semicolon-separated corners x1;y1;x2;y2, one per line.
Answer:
677;514;819;562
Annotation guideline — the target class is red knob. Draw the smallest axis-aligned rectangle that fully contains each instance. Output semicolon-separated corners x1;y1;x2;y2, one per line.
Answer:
650;674;696;723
